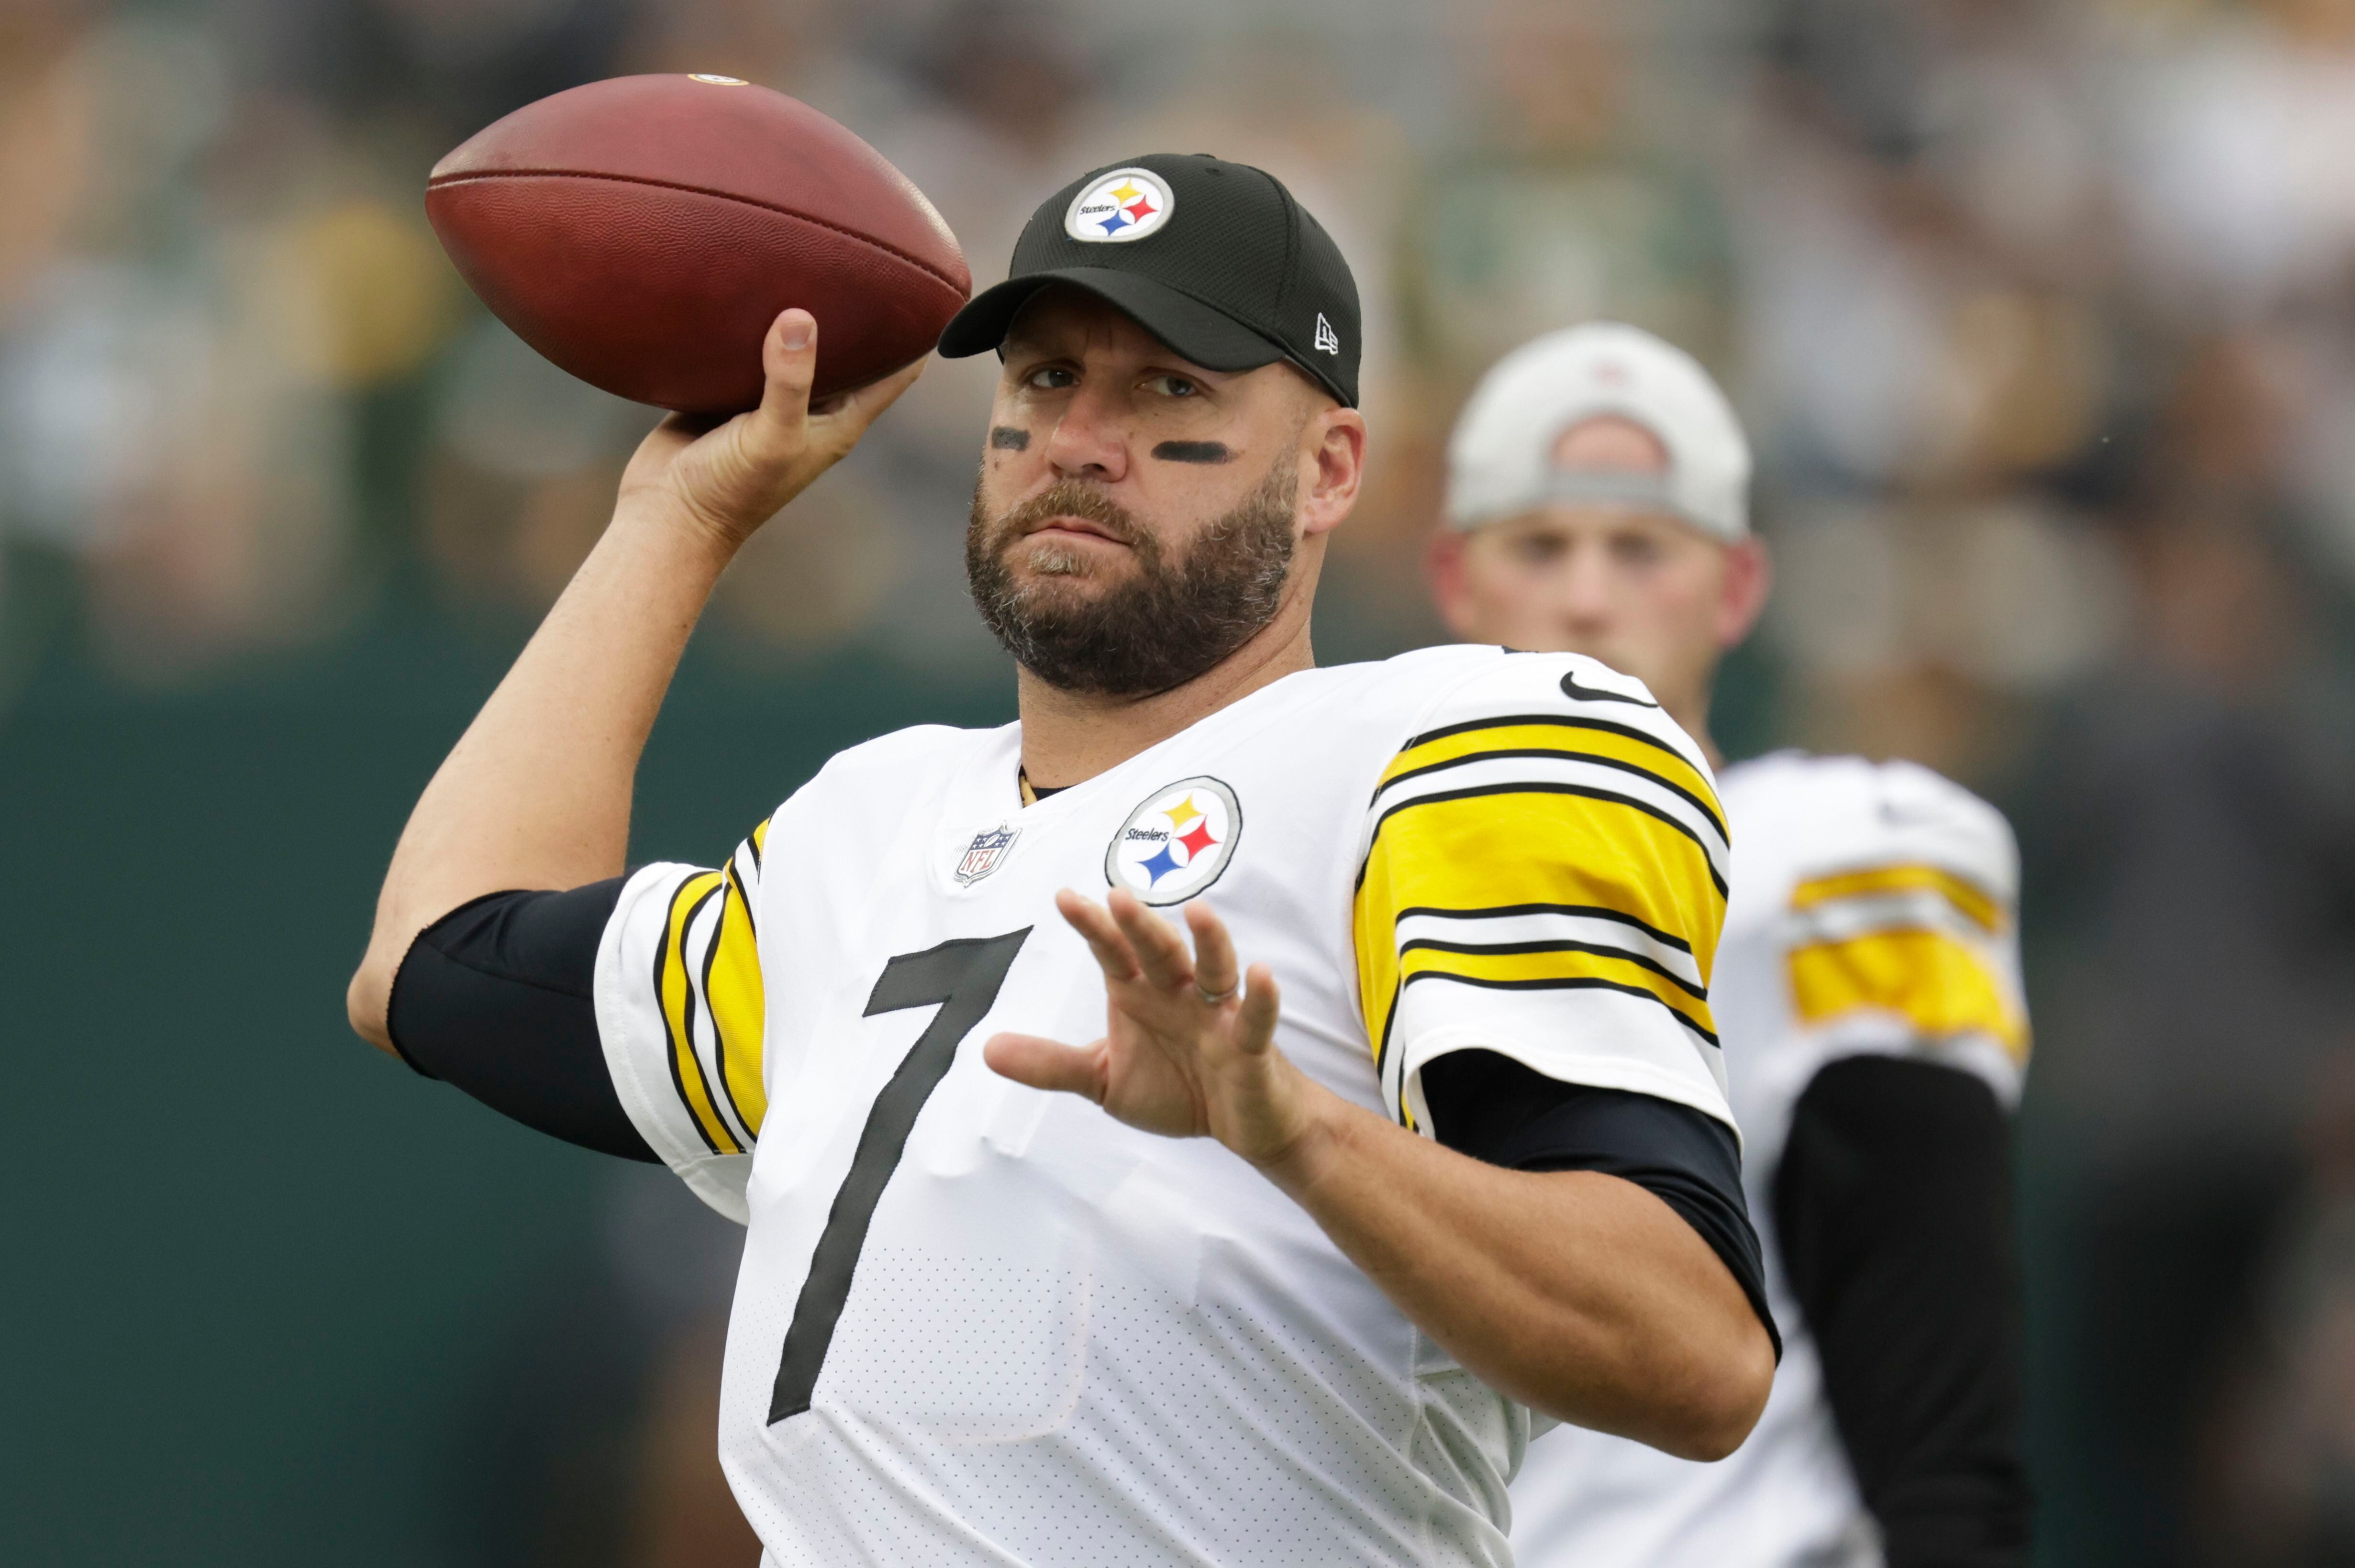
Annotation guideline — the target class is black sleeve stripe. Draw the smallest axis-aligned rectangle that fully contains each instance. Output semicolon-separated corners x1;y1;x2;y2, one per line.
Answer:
1359;781;1731;899
729;851;759;943
1400;936;1709;1002
1396;901;1694;955
653;877;727;1157
1400;710;1699;767
1373;977;1401;1078
1399;967;1722;1049
701;872;757;1149
1374;743;1730;843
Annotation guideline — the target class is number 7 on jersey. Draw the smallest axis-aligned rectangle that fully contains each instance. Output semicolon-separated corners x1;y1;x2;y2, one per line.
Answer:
769;928;1032;1423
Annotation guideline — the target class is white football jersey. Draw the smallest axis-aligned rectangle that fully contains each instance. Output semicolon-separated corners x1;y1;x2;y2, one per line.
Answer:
1511;751;2030;1568
589;644;1736;1568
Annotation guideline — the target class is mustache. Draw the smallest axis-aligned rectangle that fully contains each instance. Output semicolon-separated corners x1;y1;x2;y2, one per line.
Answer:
987;482;1146;550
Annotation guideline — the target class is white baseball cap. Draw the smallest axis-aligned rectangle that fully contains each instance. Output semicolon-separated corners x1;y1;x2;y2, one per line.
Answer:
1445;321;1752;541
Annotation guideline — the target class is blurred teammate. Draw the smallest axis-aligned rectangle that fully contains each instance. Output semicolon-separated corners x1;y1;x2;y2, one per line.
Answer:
344;159;1775;1566
1428;324;2033;1568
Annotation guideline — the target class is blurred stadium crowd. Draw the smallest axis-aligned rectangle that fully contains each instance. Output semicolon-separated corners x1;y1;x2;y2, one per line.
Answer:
5;0;2355;1563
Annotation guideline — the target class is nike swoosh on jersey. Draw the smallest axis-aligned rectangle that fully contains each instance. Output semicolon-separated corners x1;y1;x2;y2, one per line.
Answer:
1559;670;1659;708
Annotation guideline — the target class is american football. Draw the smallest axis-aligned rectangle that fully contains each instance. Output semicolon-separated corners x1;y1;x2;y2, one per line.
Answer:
424;73;970;413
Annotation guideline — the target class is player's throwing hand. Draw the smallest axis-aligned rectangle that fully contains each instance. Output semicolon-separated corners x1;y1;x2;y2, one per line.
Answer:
985;888;1317;1169
618;308;924;552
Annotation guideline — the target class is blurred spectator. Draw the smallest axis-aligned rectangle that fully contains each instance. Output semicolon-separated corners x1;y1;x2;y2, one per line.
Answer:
2207;1057;2355;1566
2015;338;2355;1568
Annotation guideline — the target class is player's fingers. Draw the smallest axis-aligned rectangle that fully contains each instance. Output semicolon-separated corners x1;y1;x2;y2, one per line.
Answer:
982;1032;1106;1104
749;309;818;441
1185;902;1240;1005
1056;889;1141;981
1110;887;1193;991
1235;963;1281;1052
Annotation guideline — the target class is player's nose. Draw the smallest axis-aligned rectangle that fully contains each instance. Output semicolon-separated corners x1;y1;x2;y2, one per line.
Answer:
1044;386;1130;484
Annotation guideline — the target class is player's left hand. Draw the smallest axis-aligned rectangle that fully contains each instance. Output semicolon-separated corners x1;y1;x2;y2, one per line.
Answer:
983;887;1321;1168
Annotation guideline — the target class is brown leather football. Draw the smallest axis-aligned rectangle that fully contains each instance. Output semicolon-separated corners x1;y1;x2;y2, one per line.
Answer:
426;75;971;414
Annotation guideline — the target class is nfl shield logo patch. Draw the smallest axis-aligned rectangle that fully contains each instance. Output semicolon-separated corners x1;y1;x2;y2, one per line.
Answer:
954;822;1021;886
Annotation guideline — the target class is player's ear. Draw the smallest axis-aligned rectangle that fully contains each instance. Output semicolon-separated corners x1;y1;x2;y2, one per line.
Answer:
1298;403;1366;539
1426;529;1479;640
1716;536;1772;650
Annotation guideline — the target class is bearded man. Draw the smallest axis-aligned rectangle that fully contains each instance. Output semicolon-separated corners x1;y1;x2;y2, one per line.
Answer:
346;155;1775;1567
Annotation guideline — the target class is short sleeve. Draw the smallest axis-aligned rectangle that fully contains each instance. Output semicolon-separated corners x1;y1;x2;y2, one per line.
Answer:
1775;763;2030;1104
1353;654;1736;1137
594;818;770;1222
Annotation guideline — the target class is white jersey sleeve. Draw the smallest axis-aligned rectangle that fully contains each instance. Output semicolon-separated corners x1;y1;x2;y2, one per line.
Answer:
1767;757;2029;1104
593;818;770;1223
1352;652;1736;1136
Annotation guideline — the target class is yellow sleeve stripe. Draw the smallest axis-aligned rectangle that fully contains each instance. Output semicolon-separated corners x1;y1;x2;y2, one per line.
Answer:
1355;789;1726;1069
1377;715;1725;842
749;816;769;869
706;855;768;1140
655;870;744;1156
1789;928;2028;1060
1363;780;1728;899
1793;863;2002;933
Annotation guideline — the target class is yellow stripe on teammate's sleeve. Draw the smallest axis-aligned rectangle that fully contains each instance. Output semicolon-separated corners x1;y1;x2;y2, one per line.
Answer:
1792;863;2002;933
1788;928;2028;1060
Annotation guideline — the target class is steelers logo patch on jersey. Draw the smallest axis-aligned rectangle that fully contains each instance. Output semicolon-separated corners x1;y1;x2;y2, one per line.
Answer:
1065;167;1175;243
1106;776;1241;905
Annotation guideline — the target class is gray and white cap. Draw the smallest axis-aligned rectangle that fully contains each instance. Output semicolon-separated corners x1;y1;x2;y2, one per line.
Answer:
1444;321;1751;541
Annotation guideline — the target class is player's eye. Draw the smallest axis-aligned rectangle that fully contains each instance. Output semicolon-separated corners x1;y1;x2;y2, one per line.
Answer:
1512;533;1568;566
1144;374;1200;398
1611;533;1663;568
1025;366;1078;391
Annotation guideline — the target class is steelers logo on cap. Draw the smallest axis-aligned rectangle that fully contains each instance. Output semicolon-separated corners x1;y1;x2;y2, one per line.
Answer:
1106;777;1241;905
1065;167;1175;243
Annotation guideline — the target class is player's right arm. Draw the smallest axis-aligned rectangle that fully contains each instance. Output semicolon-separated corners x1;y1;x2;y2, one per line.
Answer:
344;310;918;1052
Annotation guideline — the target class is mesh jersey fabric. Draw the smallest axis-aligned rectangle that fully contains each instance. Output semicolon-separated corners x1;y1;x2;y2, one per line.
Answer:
590;645;1736;1567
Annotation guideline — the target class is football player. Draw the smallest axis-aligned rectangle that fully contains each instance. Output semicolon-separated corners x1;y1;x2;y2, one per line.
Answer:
346;157;1777;1566
1428;322;2031;1568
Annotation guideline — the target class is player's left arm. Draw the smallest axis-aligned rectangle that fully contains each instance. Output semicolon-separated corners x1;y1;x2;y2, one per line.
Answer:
1771;765;2034;1565
988;887;1772;1461
987;657;1776;1460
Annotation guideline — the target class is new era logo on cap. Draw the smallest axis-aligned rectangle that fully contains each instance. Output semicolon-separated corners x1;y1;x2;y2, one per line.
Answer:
1313;313;1340;354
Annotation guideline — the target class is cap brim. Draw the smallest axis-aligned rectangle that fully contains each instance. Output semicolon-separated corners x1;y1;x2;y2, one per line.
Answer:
937;267;1287;374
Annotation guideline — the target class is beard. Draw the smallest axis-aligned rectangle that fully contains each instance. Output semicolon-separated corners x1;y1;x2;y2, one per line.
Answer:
965;455;1298;698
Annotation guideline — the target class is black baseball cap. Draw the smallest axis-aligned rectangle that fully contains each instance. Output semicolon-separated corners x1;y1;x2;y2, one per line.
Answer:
936;153;1362;408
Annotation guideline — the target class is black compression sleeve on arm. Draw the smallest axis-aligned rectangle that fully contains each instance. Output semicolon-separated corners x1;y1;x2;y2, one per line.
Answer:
386;880;656;1163
1421;1049;1779;1358
1776;1054;2030;1568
